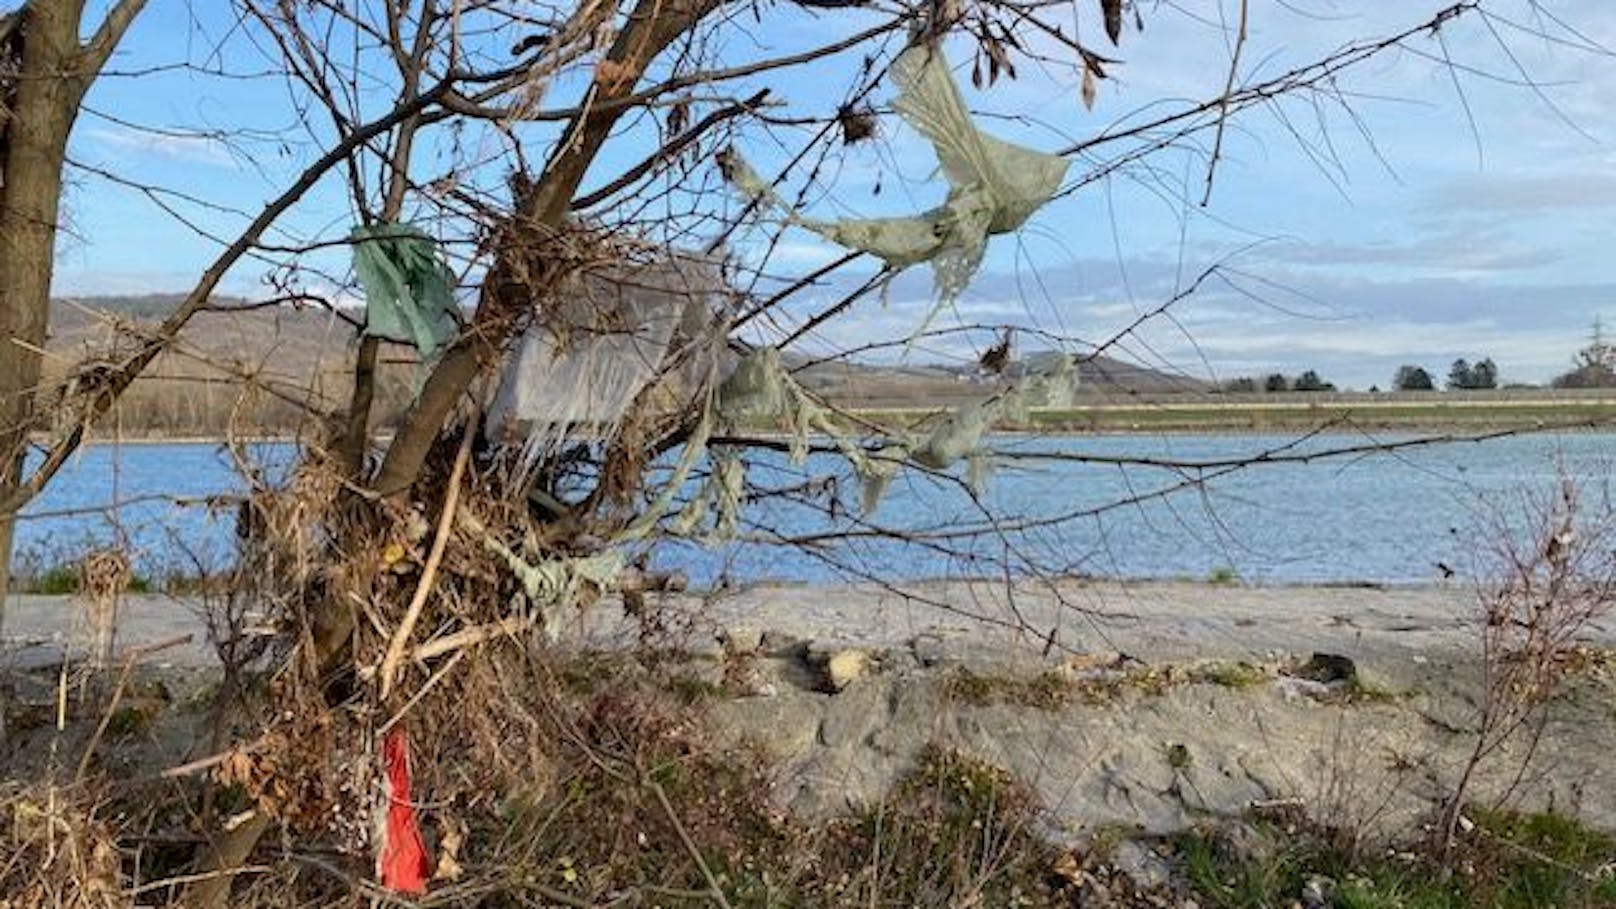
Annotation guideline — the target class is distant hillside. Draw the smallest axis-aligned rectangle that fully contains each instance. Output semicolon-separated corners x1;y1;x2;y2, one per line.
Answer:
789;350;1208;409
44;295;1205;436
46;294;416;438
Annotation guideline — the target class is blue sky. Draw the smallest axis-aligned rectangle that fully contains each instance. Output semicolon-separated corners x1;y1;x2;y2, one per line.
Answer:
53;0;1616;389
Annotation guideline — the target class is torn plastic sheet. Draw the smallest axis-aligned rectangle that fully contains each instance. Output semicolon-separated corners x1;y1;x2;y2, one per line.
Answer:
487;257;727;465
722;43;1069;312
909;352;1078;481
375;725;431;894
475;349;1078;617
690;346;1078;526
351;223;459;362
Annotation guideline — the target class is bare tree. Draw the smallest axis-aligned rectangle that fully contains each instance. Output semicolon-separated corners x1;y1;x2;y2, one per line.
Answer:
0;0;148;613
2;0;1606;904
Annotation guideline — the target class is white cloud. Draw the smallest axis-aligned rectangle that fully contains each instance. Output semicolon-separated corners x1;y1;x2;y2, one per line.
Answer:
86;126;237;168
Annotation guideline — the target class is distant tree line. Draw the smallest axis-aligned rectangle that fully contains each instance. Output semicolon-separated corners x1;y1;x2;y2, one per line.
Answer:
1222;370;1336;393
1386;319;1616;392
1389;358;1498;391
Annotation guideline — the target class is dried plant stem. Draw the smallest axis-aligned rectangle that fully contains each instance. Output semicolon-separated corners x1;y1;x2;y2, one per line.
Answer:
379;649;466;736
123;864;272;897
75;633;192;782
379;418;476;701
411;615;534;662
649;779;735;909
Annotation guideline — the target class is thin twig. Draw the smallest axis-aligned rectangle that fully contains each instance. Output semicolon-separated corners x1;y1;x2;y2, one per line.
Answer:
122;864;271;897
1202;0;1250;205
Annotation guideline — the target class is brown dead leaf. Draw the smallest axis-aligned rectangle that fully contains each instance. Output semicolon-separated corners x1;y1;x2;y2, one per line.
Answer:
1052;849;1085;885
667;99;689;136
1081;66;1097;110
434;816;466;881
1100;0;1123;45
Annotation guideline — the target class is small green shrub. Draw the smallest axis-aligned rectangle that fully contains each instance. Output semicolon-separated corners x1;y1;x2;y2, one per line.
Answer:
32;563;81;595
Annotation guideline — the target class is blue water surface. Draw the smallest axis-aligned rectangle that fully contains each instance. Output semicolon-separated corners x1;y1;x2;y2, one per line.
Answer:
14;432;1611;586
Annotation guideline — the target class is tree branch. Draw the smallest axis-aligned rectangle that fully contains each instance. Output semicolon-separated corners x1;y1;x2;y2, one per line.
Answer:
78;0;150;87
7;75;462;513
571;89;769;210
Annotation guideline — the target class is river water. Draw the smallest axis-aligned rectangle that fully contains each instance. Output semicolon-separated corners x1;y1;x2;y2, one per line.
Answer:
13;432;1612;586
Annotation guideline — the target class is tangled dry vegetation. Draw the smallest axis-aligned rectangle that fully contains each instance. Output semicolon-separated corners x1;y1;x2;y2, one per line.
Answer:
8;645;1616;908
8;298;1616;906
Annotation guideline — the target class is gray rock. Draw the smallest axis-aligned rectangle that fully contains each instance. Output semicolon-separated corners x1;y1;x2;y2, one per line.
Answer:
1273;676;1336;701
710;693;822;762
1301;875;1334;908
760;630;808;656
818;680;888;747
718;625;765;654
1110;840;1172;890
807;642;880;692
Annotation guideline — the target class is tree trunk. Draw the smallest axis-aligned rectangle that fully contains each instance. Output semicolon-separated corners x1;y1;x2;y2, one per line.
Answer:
371;0;719;496
0;0;88;637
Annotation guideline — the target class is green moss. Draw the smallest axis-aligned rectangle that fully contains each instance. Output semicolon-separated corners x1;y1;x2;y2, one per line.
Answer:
941;666;1078;709
105;704;156;738
1198;660;1269;689
665;672;724;705
945;660;1284;710
1339;676;1403;705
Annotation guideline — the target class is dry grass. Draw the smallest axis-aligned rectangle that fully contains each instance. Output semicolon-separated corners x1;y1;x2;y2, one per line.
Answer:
0;783;124;909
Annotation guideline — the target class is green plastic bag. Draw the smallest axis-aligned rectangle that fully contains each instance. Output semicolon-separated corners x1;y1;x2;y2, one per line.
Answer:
351;223;459;361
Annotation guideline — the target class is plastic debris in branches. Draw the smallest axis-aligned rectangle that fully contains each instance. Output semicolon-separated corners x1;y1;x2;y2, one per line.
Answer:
721;43;1069;315
487;257;727;467
351;223;460;362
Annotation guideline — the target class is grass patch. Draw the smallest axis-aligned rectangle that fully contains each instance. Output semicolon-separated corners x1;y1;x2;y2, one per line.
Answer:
1175;809;1616;909
943;659;1278;710
810;746;1071;906
1200;660;1269;689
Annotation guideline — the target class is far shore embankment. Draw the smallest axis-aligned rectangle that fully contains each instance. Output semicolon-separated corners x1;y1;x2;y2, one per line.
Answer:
32;389;1616;443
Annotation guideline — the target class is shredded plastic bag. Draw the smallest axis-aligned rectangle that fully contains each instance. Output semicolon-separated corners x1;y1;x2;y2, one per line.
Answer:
718;346;793;422
905;352;1078;495
351;223;459;361
722;44;1069;313
481;531;625;641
